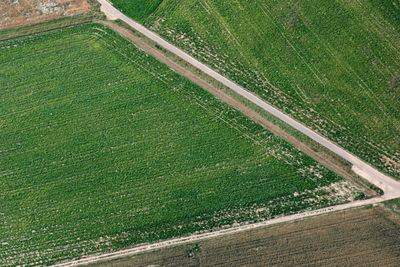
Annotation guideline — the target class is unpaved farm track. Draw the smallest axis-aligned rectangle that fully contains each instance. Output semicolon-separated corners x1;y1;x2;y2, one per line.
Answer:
97;0;400;198
96;0;400;197
95;20;375;197
55;198;382;266
54;1;400;265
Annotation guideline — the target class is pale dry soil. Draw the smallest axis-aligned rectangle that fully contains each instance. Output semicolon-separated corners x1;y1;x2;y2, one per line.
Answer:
0;0;90;29
97;204;400;267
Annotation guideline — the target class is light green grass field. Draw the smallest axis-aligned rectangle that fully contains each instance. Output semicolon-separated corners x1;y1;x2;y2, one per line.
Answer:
110;0;400;179
0;24;365;265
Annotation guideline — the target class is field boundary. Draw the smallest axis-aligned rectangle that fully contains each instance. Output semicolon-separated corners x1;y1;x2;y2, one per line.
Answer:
96;0;400;198
94;20;378;197
53;1;400;264
55;197;383;266
0;0;103;41
0;15;94;42
2;1;398;266
53;18;398;267
2;20;371;266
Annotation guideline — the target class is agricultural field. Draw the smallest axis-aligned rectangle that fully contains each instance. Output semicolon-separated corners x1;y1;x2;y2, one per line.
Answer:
0;23;368;265
0;0;91;30
110;0;400;179
101;203;400;267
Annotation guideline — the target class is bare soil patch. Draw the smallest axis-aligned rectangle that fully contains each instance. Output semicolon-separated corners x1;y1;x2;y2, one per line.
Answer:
99;205;400;266
0;0;90;30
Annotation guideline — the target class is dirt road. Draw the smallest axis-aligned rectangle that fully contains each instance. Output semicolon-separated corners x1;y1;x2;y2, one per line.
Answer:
99;204;400;267
52;1;400;265
96;0;400;199
0;0;90;30
94;20;375;196
55;198;384;266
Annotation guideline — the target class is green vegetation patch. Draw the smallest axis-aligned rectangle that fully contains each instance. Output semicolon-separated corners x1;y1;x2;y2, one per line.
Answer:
0;24;364;265
110;0;400;178
111;0;164;21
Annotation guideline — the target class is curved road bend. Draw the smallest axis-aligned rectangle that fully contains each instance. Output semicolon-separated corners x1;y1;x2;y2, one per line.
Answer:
98;0;400;198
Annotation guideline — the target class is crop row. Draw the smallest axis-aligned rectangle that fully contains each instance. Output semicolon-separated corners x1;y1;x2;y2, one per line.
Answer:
123;0;400;178
0;24;365;265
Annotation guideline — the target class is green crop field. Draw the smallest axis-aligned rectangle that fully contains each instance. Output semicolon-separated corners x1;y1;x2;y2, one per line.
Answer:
0;24;366;265
111;0;400;179
111;0;164;21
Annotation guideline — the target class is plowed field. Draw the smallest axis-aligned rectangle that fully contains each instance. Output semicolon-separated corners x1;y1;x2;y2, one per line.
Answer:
103;205;400;266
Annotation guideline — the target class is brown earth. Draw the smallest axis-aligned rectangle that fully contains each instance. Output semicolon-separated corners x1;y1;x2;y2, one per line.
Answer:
0;0;90;30
97;204;400;267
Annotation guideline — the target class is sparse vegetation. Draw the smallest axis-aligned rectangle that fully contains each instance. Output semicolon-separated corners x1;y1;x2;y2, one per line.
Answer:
187;243;201;258
0;0;91;30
